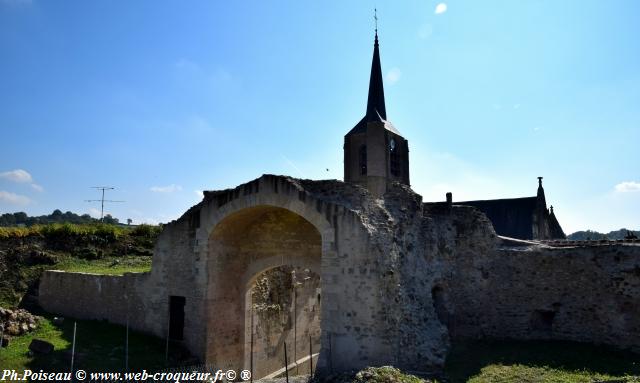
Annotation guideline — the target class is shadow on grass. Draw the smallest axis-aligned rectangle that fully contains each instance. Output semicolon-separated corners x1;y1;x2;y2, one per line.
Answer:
21;309;191;373
444;338;640;383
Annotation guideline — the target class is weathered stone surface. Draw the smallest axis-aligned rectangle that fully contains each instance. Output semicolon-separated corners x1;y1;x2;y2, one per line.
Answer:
37;174;640;376
0;306;41;338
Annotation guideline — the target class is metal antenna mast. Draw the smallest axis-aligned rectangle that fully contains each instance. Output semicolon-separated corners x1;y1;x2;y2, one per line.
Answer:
85;186;124;221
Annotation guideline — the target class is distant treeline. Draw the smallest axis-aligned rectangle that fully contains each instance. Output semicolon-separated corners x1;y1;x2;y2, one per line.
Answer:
567;229;639;241
0;210;119;226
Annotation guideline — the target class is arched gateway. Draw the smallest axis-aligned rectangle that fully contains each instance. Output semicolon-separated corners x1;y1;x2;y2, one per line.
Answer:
197;176;339;376
205;203;328;376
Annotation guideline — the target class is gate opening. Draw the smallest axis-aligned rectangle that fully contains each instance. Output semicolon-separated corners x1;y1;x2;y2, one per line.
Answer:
169;295;186;341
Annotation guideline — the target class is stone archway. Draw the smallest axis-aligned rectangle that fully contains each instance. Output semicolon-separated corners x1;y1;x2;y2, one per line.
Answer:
244;266;321;378
205;204;327;376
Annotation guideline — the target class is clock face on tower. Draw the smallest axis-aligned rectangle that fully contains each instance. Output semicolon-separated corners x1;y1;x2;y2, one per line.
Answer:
389;137;396;151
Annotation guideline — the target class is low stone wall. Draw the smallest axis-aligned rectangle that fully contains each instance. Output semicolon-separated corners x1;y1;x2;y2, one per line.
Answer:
445;243;640;353
38;270;151;333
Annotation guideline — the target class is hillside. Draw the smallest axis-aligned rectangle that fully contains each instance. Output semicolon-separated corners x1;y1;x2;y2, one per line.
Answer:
568;228;639;241
0;210;121;226
0;223;161;308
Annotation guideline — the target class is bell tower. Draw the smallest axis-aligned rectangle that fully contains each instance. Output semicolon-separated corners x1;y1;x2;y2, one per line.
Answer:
343;30;410;197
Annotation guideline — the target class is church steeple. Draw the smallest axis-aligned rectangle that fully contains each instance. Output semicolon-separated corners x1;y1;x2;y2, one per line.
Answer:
343;24;410;196
365;32;387;120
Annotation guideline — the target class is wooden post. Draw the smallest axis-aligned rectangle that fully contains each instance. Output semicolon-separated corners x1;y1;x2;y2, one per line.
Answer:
293;286;297;374
284;341;289;383
125;316;129;372
309;335;313;379
328;332;332;372
165;303;171;364
70;322;77;375
250;306;254;383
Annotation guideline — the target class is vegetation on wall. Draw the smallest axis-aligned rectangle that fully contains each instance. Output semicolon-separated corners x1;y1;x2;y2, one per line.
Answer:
0;223;161;308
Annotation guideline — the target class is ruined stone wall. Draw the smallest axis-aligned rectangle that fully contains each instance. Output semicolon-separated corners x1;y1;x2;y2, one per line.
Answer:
39;270;151;333
445;242;640;352
423;202;640;354
248;266;321;378
38;174;640;375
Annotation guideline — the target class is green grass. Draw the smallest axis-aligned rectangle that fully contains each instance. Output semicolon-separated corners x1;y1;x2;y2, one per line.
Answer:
0;222;159;307
0;312;184;372
54;255;152;275
444;339;640;383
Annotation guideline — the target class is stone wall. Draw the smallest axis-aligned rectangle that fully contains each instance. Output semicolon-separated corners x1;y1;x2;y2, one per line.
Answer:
247;266;321;377
445;242;640;353
35;174;640;376
39;270;151;333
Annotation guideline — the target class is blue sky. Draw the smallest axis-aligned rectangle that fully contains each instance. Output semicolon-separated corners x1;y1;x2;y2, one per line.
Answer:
1;0;638;233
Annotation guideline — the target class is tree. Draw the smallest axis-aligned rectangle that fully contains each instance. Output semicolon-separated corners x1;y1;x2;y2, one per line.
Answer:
13;212;28;223
102;214;119;224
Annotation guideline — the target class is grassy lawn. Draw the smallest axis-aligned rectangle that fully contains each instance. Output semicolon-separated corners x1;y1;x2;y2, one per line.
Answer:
444;339;640;383
54;255;152;275
3;323;640;381
0;312;182;372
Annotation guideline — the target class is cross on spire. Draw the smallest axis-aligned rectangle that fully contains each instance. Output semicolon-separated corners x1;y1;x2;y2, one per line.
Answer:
374;8;378;36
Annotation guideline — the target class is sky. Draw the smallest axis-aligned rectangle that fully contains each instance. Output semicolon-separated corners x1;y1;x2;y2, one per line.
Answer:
1;0;639;233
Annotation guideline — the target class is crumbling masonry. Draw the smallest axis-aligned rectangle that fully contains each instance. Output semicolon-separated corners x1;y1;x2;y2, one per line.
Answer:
38;30;640;376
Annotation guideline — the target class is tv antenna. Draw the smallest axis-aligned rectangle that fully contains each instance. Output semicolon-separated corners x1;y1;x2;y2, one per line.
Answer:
85;186;125;221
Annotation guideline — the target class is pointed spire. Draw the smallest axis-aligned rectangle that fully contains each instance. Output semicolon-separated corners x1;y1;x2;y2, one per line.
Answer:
366;14;387;120
536;176;547;209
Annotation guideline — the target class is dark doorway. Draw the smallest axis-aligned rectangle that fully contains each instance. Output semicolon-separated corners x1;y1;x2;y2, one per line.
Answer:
169;296;186;341
431;285;450;327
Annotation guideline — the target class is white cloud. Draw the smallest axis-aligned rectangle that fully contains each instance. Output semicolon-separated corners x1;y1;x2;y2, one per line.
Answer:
195;190;204;198
435;3;447;14
88;208;103;218
0;190;30;205
0;169;33;183
150;184;183;193
386;67;402;85
615;181;640;193
30;183;44;192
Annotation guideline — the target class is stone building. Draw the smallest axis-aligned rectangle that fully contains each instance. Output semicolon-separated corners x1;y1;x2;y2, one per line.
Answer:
39;30;639;377
433;177;566;240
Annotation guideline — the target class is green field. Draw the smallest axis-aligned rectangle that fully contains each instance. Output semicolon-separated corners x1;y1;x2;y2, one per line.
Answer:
0;223;159;307
0;312;185;373
3;317;639;383
445;339;640;383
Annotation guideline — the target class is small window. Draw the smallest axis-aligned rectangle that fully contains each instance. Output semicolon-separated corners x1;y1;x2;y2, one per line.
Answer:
530;310;555;333
359;145;367;175
390;139;401;177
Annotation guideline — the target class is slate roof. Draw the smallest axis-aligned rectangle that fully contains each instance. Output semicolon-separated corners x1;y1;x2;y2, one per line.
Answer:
457;197;537;239
347;33;401;136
